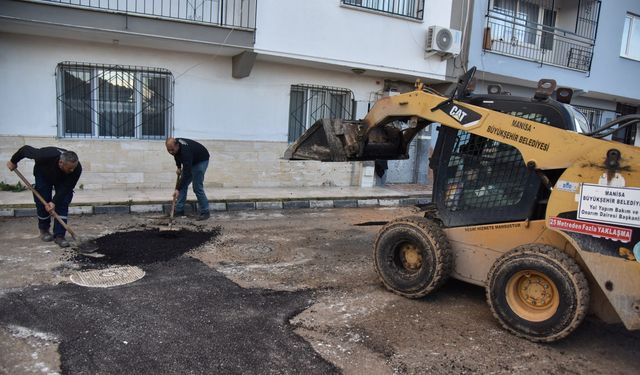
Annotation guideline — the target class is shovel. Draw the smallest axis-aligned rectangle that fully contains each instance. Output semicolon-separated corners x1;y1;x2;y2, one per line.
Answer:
13;168;99;254
159;172;181;233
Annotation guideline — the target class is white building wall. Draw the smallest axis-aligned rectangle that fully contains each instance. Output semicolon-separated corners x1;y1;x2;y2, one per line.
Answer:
0;33;380;189
0;33;387;140
0;1;459;189
254;0;453;80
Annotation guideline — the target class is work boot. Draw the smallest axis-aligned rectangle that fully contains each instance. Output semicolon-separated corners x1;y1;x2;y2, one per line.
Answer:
39;230;53;242
54;236;70;248
196;212;210;221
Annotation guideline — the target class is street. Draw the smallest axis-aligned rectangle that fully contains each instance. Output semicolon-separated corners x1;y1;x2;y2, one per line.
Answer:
1;207;639;374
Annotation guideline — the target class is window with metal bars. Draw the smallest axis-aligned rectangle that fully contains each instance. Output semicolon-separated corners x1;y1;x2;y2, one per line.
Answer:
341;0;424;20
576;0;600;40
56;62;174;139
573;105;603;131
288;84;354;143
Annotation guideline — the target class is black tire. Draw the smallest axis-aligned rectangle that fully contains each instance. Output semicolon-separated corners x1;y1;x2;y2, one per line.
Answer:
486;244;590;342
373;216;453;298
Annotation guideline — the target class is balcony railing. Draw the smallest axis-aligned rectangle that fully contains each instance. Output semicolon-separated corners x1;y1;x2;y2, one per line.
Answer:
342;0;424;20
38;0;257;30
484;11;595;72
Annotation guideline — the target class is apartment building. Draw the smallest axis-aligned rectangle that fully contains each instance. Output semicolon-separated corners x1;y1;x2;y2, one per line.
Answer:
0;0;458;189
463;0;640;145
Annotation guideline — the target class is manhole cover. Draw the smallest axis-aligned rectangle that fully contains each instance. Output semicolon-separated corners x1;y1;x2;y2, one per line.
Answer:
241;244;273;254
70;266;145;288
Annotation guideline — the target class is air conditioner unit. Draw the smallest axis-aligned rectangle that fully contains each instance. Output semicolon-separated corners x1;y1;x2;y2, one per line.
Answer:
425;26;462;57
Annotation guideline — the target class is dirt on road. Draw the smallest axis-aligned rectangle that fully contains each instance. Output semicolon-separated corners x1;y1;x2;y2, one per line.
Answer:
0;207;638;374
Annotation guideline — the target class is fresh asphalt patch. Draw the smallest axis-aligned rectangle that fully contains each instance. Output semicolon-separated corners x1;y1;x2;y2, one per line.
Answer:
69;228;221;267
0;229;339;374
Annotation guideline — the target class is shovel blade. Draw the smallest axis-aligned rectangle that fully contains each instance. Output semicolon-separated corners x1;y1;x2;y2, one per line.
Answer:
71;236;100;255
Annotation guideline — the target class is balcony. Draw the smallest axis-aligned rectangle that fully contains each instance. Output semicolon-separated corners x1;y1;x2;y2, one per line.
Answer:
341;0;424;21
482;1;600;73
0;0;256;51
37;0;256;29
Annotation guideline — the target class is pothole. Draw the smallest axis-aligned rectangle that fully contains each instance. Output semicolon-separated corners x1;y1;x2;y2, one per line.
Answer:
70;266;145;288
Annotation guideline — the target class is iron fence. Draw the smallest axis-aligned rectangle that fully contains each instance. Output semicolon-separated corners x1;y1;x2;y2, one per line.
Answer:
342;0;424;20
39;0;257;29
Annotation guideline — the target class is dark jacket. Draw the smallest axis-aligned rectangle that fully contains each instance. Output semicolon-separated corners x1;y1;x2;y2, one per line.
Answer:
173;138;210;191
11;146;82;206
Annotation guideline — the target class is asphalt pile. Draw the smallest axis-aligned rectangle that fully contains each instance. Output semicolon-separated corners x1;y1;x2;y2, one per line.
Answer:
71;228;221;266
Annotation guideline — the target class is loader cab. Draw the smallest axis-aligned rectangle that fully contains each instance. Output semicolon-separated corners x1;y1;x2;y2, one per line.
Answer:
430;126;544;228
429;86;583;228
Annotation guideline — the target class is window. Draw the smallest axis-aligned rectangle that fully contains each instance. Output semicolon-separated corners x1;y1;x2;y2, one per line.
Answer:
288;84;354;143
341;0;424;20
621;13;640;60
491;0;553;47
56;62;174;139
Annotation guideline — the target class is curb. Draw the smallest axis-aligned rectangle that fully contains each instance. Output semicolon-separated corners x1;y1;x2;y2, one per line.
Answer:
0;196;432;217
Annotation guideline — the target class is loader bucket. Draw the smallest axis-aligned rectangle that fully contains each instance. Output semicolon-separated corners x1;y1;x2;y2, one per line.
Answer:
284;118;421;162
284;119;348;161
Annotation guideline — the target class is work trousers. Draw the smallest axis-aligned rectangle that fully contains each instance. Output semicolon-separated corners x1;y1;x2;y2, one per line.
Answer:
33;171;74;238
176;160;210;214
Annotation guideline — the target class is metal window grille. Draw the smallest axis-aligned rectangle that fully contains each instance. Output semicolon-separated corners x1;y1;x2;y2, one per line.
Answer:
56;62;174;139
288;84;354;143
575;0;600;40
342;0;424;20
40;0;257;29
444;132;531;211
573;105;613;132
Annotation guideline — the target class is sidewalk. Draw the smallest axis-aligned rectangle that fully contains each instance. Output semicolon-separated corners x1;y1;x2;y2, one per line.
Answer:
0;184;432;217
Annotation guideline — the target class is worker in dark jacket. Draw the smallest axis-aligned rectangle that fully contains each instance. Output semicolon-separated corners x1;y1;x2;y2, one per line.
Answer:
6;146;82;248
165;138;210;220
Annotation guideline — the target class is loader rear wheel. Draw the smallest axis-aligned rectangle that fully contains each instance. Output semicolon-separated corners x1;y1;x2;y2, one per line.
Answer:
486;244;590;342
374;216;453;299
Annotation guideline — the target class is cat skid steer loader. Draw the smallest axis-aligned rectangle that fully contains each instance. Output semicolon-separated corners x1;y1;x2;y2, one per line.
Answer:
285;67;640;342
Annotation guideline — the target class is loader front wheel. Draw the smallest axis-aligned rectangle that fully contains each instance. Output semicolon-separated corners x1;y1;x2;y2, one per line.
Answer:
486;244;589;342
374;217;453;299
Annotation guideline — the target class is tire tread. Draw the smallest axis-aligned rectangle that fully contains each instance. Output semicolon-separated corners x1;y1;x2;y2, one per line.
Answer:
486;244;590;342
374;216;453;298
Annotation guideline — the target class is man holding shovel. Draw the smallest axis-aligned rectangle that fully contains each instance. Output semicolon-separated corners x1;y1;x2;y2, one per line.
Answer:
165;138;210;221
7;146;81;248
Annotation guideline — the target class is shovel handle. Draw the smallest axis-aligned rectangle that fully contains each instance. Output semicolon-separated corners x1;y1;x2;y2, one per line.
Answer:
169;173;181;221
12;168;77;239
